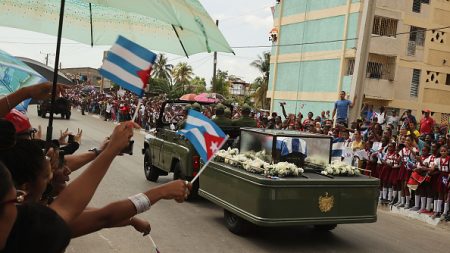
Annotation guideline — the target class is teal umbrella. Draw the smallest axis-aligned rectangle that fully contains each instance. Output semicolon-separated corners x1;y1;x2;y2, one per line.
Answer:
0;0;233;140
0;0;233;56
0;49;46;95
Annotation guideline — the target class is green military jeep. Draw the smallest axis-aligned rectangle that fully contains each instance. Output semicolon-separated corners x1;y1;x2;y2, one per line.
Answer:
142;100;238;199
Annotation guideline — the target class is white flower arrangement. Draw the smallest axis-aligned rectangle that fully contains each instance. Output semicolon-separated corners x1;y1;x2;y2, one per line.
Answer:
321;161;361;176
215;148;304;177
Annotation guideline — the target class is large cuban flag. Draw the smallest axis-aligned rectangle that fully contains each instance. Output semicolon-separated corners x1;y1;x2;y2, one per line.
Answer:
99;35;157;97
276;137;307;157
177;110;227;163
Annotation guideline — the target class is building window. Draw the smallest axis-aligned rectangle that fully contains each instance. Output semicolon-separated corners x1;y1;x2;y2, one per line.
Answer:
446;74;450;86
410;26;426;46
412;0;422;13
366;54;396;80
345;58;355;76
372;16;398;37
410;69;421;97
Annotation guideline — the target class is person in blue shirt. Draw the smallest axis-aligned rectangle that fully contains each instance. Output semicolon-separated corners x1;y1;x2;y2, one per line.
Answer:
332;91;355;127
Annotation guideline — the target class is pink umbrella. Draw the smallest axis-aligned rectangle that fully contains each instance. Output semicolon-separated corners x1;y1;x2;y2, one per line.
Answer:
194;93;223;103
180;93;197;101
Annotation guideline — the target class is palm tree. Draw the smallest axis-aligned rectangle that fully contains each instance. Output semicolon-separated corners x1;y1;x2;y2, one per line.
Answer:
251;52;270;109
152;54;173;83
252;77;268;109
173;62;193;93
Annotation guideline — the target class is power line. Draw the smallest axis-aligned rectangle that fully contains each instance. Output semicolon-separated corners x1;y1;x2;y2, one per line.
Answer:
0;25;449;50
230;25;450;49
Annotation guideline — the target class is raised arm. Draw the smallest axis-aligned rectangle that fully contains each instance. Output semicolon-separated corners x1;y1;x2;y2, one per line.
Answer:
280;103;288;119
69;180;190;237
50;122;138;223
0;82;67;117
65;137;109;172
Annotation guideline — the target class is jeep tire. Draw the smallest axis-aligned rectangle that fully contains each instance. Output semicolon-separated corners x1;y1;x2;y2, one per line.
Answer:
144;151;160;182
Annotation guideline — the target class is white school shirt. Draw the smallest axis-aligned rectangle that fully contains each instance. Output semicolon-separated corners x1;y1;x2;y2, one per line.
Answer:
434;157;450;172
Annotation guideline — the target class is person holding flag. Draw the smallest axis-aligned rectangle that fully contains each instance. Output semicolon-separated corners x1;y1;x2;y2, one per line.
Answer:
177;109;229;183
99;35;157;122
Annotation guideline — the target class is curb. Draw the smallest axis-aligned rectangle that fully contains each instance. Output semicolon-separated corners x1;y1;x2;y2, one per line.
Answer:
378;204;450;230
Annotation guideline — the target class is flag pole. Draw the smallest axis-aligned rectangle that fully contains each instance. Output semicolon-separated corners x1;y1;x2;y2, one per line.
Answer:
147;235;160;253
131;98;142;123
190;135;229;184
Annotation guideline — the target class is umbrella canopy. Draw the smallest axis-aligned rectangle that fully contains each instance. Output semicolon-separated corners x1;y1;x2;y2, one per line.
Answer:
194;93;223;103
0;0;233;57
17;57;74;86
180;93;197;101
0;49;46;95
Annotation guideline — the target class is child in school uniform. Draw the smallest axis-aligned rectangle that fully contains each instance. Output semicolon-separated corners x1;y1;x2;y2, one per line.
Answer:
380;142;399;204
395;137;417;208
431;145;449;218
411;145;432;212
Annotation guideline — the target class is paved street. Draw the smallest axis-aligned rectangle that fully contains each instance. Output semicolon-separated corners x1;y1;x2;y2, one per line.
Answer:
28;106;450;253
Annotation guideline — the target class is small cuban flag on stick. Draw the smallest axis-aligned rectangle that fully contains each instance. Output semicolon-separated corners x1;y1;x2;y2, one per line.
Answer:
177;109;229;183
148;235;161;253
99;35;157;122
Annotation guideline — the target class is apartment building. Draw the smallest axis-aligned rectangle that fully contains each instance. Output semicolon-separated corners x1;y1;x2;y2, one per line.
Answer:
268;0;450;124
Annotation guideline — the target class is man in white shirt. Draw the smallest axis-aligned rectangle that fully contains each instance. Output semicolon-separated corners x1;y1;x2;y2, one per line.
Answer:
374;106;386;127
386;109;399;135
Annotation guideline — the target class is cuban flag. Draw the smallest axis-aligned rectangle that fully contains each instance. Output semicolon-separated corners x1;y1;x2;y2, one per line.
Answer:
99;36;157;97
276;137;307;156
331;137;345;161
177;110;227;163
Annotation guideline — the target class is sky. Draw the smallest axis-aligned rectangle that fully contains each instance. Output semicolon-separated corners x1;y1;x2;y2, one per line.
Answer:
0;0;274;85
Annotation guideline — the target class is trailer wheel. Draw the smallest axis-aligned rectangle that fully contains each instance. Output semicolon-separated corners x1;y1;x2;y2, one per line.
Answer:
224;209;252;235
314;224;337;231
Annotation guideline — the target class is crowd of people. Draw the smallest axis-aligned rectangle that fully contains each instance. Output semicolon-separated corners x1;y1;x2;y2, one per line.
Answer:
0;83;192;253
2;83;449;252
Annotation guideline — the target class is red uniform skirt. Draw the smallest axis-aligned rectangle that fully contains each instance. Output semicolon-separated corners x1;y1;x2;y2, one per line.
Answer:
366;161;377;178
389;167;401;185
437;172;450;194
398;164;410;182
430;173;440;194
380;164;391;183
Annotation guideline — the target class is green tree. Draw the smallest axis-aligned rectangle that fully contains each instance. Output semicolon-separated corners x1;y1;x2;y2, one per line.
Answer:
211;69;230;97
190;76;207;94
152;54;173;83
250;52;271;109
173;62;193;93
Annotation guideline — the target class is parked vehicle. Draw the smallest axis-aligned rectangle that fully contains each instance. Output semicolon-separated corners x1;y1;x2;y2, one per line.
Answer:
37;97;71;119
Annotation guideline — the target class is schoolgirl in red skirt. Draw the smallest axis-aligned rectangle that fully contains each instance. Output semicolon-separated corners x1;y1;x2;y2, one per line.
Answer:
395;137;417;208
380;142;400;204
412;145;432;212
431;146;450;218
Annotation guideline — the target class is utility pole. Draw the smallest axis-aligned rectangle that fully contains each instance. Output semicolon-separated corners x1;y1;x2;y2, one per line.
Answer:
212;20;219;90
40;51;55;66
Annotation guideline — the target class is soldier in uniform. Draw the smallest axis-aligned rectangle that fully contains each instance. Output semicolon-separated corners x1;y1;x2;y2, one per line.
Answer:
213;103;232;127
232;104;256;128
191;102;202;112
224;107;232;119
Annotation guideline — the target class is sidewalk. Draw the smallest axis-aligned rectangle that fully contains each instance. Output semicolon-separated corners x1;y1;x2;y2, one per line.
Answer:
378;204;450;230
